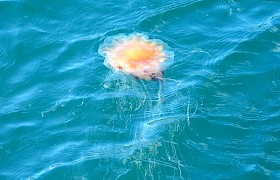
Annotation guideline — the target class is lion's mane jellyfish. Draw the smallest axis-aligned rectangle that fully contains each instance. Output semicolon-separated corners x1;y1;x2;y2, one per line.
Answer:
98;33;174;80
97;34;192;178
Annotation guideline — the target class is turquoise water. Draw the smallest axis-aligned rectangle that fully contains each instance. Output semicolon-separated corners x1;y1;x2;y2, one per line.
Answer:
1;0;280;179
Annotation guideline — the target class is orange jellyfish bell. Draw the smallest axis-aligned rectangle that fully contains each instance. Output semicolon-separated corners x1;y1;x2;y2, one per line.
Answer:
99;33;174;80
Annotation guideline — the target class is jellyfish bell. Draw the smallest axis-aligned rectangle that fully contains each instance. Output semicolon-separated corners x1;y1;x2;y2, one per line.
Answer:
99;33;174;80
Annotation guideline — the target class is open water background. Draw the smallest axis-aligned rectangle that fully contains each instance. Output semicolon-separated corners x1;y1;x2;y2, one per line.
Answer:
1;0;280;179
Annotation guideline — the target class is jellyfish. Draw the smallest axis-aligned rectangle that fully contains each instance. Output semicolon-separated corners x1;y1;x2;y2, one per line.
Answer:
97;34;191;177
98;33;174;80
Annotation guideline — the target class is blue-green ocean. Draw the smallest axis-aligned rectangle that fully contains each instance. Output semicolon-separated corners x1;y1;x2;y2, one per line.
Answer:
1;0;280;179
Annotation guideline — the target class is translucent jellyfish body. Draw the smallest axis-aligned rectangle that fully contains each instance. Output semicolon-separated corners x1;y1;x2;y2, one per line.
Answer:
99;33;174;80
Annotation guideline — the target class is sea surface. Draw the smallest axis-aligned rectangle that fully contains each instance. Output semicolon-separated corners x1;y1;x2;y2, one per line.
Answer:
1;0;280;179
